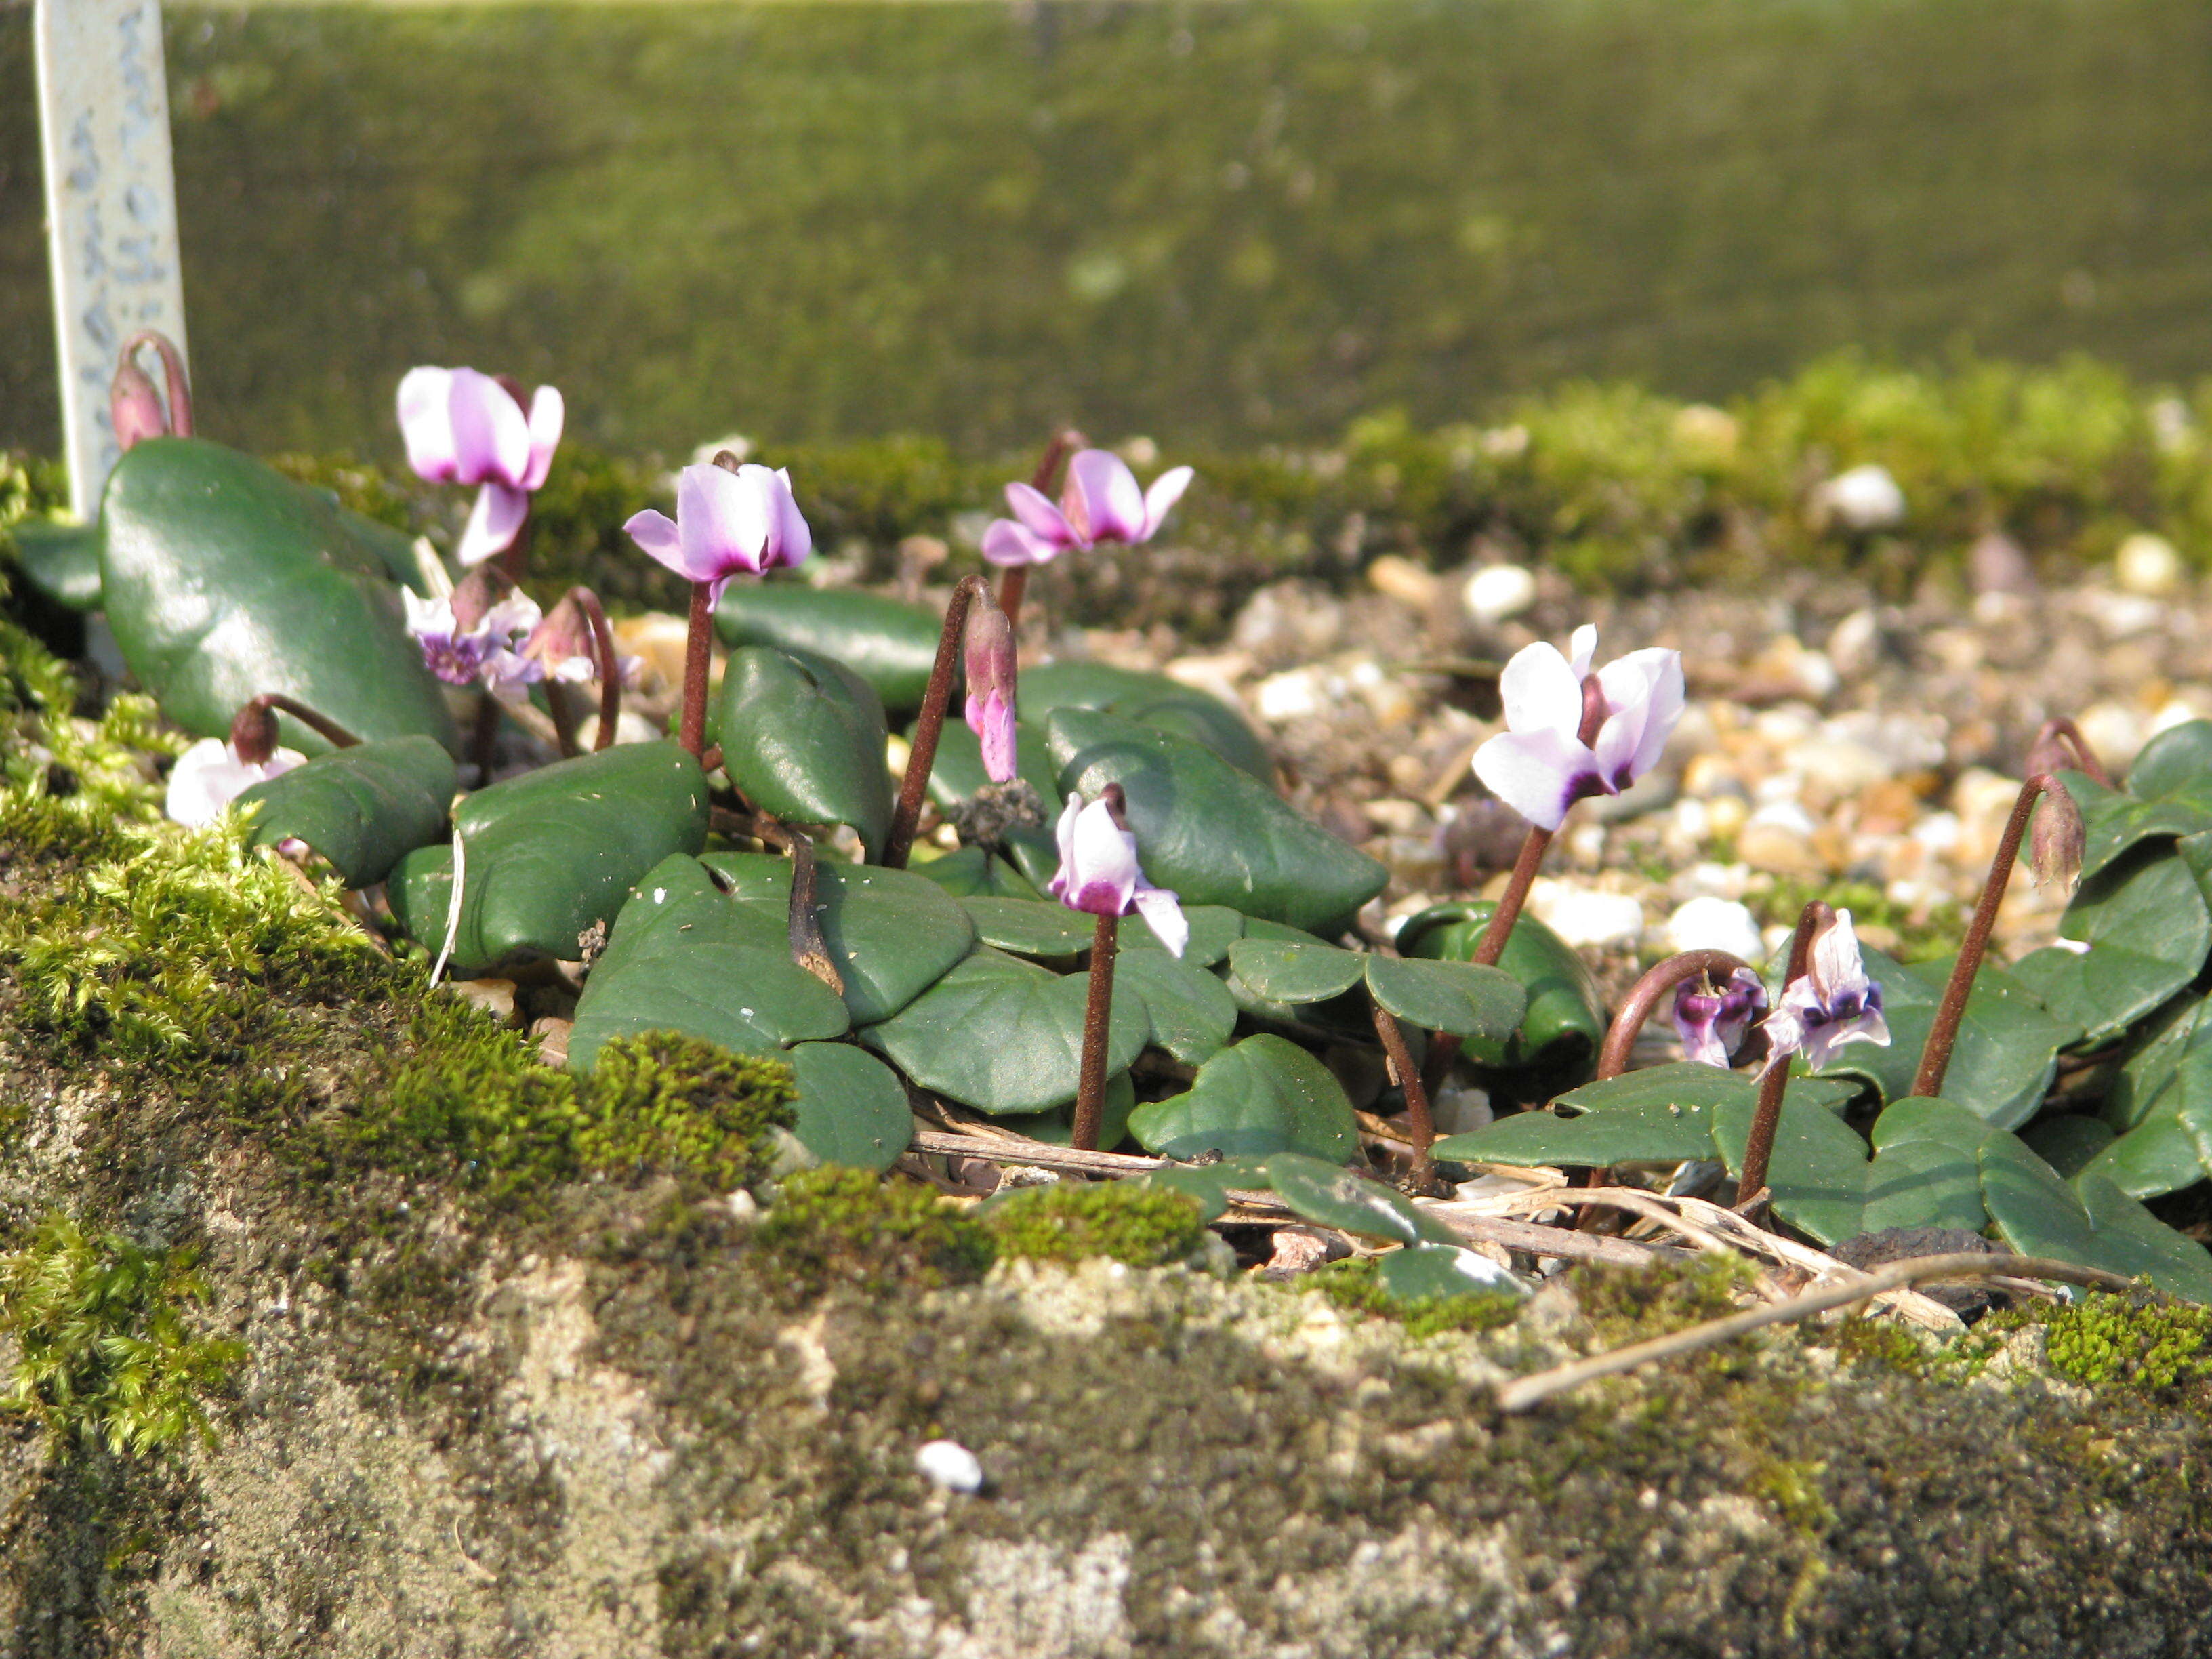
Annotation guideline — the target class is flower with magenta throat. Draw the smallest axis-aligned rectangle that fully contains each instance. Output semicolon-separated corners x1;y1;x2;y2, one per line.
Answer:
1674;967;1769;1068
1471;626;1685;833
623;462;811;604
1048;794;1188;957
397;367;563;567
980;449;1193;567
1761;909;1890;1072
403;583;545;703
963;598;1019;784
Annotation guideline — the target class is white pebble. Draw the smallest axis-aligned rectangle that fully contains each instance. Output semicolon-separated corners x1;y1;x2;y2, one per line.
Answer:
1663;897;1765;962
1530;882;1645;949
915;1440;985;1494
1812;464;1906;532
2114;532;2186;598
1462;564;1536;625
1254;670;1322;722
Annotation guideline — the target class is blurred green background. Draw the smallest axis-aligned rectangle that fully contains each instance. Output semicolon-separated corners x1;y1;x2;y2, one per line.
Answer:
5;0;2212;464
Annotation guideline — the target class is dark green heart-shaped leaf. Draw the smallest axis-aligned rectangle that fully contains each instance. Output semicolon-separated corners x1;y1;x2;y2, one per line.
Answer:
859;947;1147;1115
1397;901;1607;1075
565;856;851;1071
1022;660;1272;781
1434;1098;1717;1168
1115;948;1239;1064
788;1042;912;1172
701;851;976;1025
1807;947;2078;1128
909;845;1044;900
2068;721;2212;881
1130;1155;1277;1223
2078;995;2212;1198
394;741;710;974
2012;843;2212;1044
2022;1114;2121;1179
709;647;893;855
233;735;455;888
915;716;1061;811
999;823;1063;893
1263;1152;1459;1245
1120;905;1243;968
1365;955;1525;1042
9;519;103;609
1126;1034;1359;1162
961;897;1097;958
982;1073;1138;1153
2072;1170;2212;1303
714;580;943;713
1048;708;1386;936
1374;1243;1528;1302
1225;938;1368;1004
97;438;457;755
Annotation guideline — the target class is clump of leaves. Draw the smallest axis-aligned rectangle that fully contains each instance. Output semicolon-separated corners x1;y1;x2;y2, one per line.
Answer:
1311;1254;1523;1340
0;1214;247;1457
2039;1292;2212;1395
754;1166;994;1302
983;1181;1207;1269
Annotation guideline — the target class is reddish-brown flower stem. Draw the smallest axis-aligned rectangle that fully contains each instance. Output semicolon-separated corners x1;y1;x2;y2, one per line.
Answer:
996;566;1029;635
121;330;192;438
678;581;714;760
239;693;361;753
1071;909;1120;1152
1912;774;2065;1101
2028;716;2112;788
1472;674;1610;966
1370;1001;1439;1187
1596;949;1756;1080
1737;899;1834;1214
884;573;994;869
564;586;623;752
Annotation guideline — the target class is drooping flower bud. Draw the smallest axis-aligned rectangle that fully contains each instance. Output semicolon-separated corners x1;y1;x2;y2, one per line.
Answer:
110;352;169;451
447;565;504;633
228;697;282;766
962;594;1019;784
1048;791;1187;956
2030;776;2086;892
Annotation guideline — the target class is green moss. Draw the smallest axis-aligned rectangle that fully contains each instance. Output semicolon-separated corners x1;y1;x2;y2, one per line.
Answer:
2039;1292;2212;1395
0;1214;247;1458
754;1166;994;1303
1309;1255;1523;1340
1571;1254;1761;1347
982;1181;1207;1269
1830;1313;1934;1376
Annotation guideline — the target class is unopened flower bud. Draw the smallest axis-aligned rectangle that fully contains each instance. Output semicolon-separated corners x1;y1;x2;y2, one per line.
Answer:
962;596;1019;784
110;352;169;451
2030;777;2086;891
228;697;281;766
524;592;596;682
447;565;506;632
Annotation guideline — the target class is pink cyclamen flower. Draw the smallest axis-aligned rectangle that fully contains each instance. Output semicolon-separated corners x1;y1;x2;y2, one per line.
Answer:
980;449;1193;567
623;462;811;605
1048;794;1188;957
396;367;564;567
963;599;1019;784
404;587;546;703
1674;967;1769;1068
520;595;643;689
165;737;304;829
1761;909;1890;1073
1471;625;1685;833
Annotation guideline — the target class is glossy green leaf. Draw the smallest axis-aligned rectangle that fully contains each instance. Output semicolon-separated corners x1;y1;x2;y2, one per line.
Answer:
2067;720;2212;881
1809;947;2078;1128
1374;1243;1528;1302
1263;1152;1460;1245
709;647;893;855
1224;938;1368;1004
2078;996;2212;1198
9;520;103;609
1364;955;1525;1042
998;822;1063;893
1021;660;1273;781
983;1073;1138;1152
392;741;709;974
859;947;1148;1115
1434;1098;1717;1168
788;1042;912;1172
96;438;457;755
1397;901;1607;1075
2023;1114;2121;1179
701;850;977;1025
233;735;455;888
1048;708;1387;935
914;716;1061;811
2072;1170;2212;1303
2011;843;2212;1045
1127;1034;1360;1162
714;579;943;713
960;897;1097;958
1119;904;1243;968
1115;948;1239;1064
1130;1155;1276;1223
909;845;1044;900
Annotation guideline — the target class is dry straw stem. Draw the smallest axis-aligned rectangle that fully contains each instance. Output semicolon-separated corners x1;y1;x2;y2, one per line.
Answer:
1494;1252;2146;1413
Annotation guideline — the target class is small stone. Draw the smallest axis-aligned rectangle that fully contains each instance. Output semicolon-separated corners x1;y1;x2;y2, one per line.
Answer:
1584;769;1676;824
1462;564;1536;625
1254;669;1322;722
1811;464;1906;533
445;977;520;1027
1672;403;1739;458
914;1440;985;1494
2114;532;2186;598
1664;897;1765;962
530;1016;573;1067
1735;822;1823;878
1367;554;1441;609
1680;753;1747;802
1824;607;1884;677
1969;531;2036;596
1529;881;1645;949
1430;1085;1493;1137
1705;796;1749;840
611;612;694;695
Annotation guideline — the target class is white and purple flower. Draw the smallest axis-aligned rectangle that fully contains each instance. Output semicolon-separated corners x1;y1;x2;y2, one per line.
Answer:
623;462;811;604
980;449;1193;567
1471;626;1685;833
397;366;564;567
1048;793;1187;957
1761;909;1890;1072
963;599;1019;785
165;737;304;830
1673;967;1769;1069
403;585;546;703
